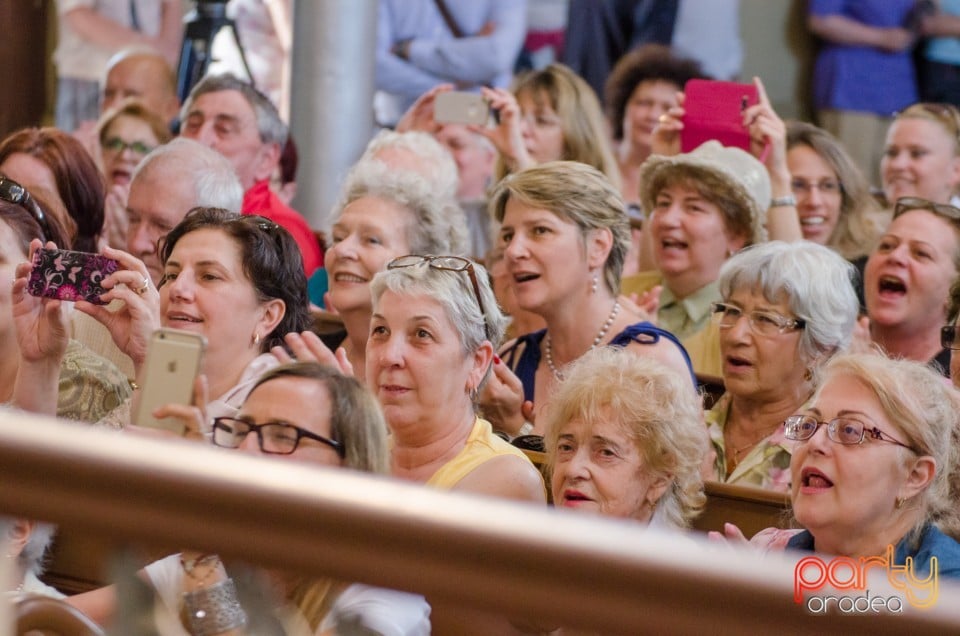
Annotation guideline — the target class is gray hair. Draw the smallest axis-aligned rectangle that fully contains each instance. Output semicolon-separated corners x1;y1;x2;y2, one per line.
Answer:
0;518;57;577
182;73;288;146
361;130;459;201
133;138;244;212
370;259;507;359
543;348;707;528
718;240;859;364
334;159;469;256
811;353;960;544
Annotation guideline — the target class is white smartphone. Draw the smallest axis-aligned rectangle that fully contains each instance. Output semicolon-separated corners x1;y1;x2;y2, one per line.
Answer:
133;328;206;434
434;91;491;126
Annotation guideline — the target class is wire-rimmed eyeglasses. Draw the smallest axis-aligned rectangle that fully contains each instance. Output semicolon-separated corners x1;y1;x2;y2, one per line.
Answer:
387;254;491;339
212;416;345;457
712;302;806;337
783;414;915;452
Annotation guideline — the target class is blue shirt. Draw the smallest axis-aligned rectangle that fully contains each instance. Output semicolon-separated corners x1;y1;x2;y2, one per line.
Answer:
808;0;917;114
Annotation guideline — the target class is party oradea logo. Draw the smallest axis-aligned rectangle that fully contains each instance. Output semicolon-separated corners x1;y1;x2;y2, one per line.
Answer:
793;546;938;614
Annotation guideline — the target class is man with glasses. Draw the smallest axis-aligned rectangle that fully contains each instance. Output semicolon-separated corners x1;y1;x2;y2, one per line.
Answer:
179;74;322;276
70;138;244;377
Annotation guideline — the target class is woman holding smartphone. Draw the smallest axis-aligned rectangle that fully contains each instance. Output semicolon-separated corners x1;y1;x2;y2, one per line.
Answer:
12;207;310;429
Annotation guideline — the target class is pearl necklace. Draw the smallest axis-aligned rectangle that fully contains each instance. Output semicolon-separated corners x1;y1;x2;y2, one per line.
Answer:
544;301;621;381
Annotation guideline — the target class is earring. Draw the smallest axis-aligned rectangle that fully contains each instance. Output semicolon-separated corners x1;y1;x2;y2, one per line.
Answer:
252;332;261;346
468;386;479;402
591;274;599;294
803;368;813;382
895;496;905;510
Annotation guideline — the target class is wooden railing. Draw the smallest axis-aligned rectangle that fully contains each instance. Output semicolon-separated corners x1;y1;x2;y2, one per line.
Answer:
1;411;958;634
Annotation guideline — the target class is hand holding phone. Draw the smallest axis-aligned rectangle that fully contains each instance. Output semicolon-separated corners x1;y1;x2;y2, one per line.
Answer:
27;248;119;305
434;91;492;126
133;328;206;434
681;79;759;153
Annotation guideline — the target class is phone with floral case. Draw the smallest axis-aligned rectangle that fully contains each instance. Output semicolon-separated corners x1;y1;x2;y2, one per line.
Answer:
27;248;119;305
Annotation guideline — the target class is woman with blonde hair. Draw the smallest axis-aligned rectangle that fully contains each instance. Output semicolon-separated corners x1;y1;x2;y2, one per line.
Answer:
479;63;620;187
786;121;880;261
881;102;960;208
544;346;707;529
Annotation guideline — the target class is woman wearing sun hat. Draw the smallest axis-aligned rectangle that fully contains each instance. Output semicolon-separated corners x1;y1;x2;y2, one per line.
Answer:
622;140;773;376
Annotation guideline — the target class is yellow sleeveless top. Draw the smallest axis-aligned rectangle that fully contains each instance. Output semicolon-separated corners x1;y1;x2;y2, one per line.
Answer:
426;417;533;489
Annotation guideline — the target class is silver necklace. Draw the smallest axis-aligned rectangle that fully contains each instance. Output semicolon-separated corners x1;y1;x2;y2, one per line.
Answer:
544;301;621;381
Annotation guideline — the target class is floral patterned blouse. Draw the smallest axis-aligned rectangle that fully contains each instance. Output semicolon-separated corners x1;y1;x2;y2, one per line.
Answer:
705;394;797;493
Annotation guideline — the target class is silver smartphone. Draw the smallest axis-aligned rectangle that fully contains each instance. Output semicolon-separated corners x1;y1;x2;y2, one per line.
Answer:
434;91;491;126
133;328;206;434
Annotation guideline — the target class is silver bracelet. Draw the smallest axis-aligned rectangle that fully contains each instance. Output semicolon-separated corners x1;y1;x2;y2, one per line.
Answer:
182;578;248;636
769;194;797;208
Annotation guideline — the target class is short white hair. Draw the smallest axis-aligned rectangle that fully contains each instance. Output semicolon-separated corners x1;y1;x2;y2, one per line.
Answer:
134;138;244;212
362;130;459;200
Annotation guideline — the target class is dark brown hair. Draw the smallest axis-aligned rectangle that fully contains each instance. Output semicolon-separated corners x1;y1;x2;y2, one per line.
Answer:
158;207;310;351
0;127;105;252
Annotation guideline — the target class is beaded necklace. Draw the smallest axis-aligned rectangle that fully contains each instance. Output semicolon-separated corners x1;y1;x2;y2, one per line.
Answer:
544;301;621;381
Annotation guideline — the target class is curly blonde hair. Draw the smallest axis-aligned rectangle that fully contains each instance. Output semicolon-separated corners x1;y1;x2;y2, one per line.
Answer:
542;347;707;528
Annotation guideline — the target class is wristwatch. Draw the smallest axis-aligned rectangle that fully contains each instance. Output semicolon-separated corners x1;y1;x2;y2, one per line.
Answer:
769;195;797;208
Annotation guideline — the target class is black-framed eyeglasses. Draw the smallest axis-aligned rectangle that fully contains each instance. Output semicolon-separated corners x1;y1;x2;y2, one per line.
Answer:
102;136;154;156
893;196;960;223
711;302;806;337
212;416;345;457
790;179;842;197
387;254;491;339
942;325;960;350
0;175;51;242
783;414;915;451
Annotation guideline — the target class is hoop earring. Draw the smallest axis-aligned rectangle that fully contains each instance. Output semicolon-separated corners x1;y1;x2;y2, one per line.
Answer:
252;332;261;346
468;386;479;402
895;496;905;510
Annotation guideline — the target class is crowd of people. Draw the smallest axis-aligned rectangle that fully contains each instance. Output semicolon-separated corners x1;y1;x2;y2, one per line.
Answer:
4;1;960;633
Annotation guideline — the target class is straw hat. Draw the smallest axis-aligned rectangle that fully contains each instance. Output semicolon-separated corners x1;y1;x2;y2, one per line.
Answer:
639;140;771;244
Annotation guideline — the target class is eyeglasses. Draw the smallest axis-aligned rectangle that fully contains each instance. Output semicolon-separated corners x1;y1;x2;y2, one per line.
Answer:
211;416;345;457
0;175;52;242
711;302;806;336
387;254;491;339
893;196;960;224
102;136;154;155
784;414;915;451
790;179;842;196
942;325;960;350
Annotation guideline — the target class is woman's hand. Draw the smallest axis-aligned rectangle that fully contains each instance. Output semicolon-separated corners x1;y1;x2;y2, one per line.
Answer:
12;241;70;365
478;356;532;436
743;77;789;187
474;87;532;172
707;522;749;545
395;83;454;134
128;375;210;441
650;92;685;157
75;246;160;373
272;331;354;376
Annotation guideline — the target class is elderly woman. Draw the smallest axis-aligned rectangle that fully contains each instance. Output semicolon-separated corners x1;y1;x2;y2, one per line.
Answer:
863;197;960;376
706;241;859;491
786;121;880;260
881;103;960;208
367;256;544;634
484;161;696;438
0;127;105;253
620;141;770;376
321;160;467;383
1;518;61;598
97;99;173;250
544;347;707;528
12;208;310;428
603;44;704;212
69;362;430;634
479;63;620;186
784;353;960;576
0;180;130;422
